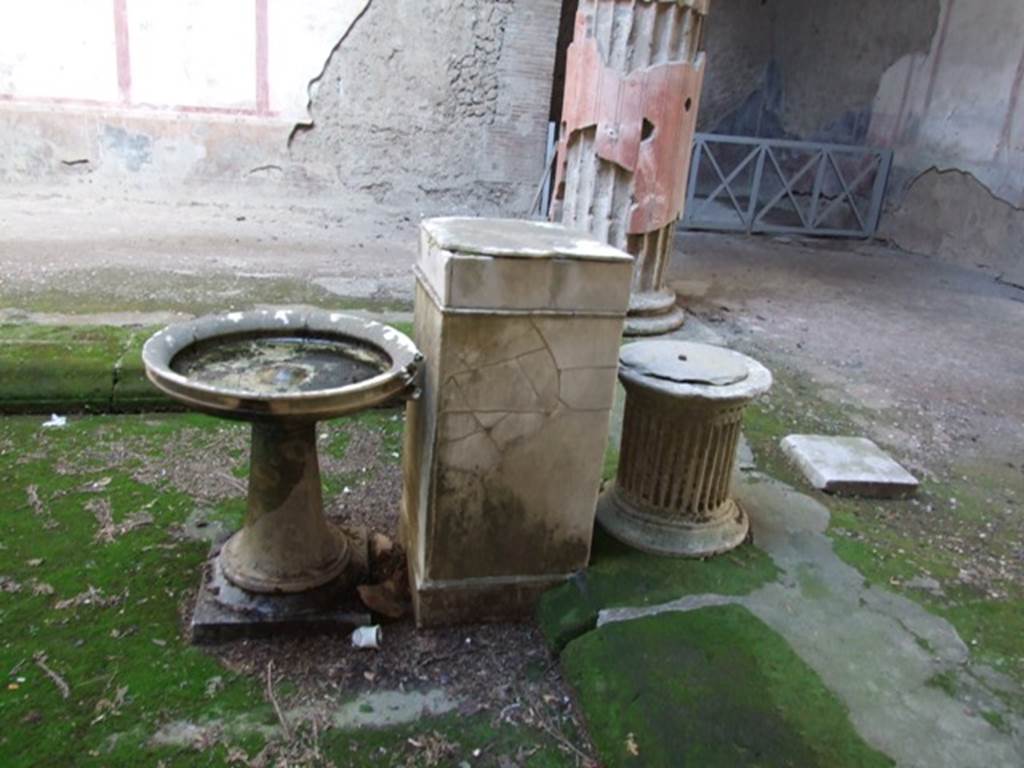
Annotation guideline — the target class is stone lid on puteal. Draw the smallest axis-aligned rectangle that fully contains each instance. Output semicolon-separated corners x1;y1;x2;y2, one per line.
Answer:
422;217;631;262
417;217;634;315
618;341;772;401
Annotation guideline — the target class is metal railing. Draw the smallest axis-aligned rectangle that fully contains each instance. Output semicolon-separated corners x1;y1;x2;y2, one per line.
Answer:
682;133;893;238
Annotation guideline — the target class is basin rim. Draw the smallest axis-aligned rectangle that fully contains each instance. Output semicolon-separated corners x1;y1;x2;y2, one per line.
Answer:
142;308;421;420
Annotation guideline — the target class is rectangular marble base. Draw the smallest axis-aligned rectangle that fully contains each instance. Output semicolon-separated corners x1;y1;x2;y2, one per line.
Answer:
191;528;371;644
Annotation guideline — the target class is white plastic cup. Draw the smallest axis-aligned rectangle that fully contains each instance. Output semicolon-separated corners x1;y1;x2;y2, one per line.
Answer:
351;625;382;649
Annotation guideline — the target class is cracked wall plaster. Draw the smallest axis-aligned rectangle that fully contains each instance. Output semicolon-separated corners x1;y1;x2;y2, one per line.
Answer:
288;0;562;215
881;168;1024;289
0;0;560;216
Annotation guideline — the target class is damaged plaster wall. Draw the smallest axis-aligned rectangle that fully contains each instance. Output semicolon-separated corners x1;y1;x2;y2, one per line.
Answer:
288;0;562;216
869;0;1024;281
0;0;561;219
771;0;939;143
0;0;372;189
699;0;939;143
698;0;1024;280
882;169;1024;288
696;0;774;133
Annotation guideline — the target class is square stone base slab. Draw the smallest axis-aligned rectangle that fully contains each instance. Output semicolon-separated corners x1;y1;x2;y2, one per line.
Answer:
781;434;919;499
191;527;371;644
410;573;569;628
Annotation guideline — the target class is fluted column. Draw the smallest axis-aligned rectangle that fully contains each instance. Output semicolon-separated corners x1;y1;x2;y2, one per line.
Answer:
597;341;772;557
552;0;709;336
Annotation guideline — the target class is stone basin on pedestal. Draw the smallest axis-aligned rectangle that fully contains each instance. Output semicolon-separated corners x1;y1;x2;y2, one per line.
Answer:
142;308;422;642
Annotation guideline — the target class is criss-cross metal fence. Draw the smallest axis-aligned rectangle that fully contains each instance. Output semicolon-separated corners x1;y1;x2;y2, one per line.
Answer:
682;134;893;238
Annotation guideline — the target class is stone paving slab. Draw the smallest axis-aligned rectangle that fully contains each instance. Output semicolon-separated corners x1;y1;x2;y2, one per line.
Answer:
593;473;1024;768
781;434;919;498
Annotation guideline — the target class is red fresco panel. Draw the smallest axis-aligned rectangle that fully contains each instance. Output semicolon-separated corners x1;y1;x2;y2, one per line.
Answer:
554;11;706;234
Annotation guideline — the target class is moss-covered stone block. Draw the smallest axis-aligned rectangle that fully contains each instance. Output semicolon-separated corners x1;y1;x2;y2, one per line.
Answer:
536;528;778;651
562;606;894;768
0;324;123;412
0;324;172;414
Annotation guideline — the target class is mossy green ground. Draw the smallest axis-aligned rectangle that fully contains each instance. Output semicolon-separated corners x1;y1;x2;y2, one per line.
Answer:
3;322;1022;765
0;414;569;767
561;606;893;768
0;271;411;317
0;320;414;416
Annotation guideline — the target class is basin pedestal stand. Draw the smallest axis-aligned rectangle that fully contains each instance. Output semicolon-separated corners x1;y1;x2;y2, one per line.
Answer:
191;420;372;642
220;420;352;594
597;341;772;556
402;218;633;626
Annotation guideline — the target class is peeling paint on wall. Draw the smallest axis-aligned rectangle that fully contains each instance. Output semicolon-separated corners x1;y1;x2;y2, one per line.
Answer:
869;0;1024;208
288;0;559;215
286;0;373;144
881;168;1024;288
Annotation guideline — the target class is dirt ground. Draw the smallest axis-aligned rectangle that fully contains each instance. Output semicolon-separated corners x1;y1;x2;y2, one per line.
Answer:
6;186;1018;471
673;231;1024;470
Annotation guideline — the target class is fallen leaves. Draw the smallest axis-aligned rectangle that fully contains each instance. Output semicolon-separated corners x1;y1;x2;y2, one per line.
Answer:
32;652;69;700
405;731;459;767
54;586;126;611
88;497;154;543
24;485;57;529
356;534;410;620
81;477;112;493
626;732;640;756
92;685;129;723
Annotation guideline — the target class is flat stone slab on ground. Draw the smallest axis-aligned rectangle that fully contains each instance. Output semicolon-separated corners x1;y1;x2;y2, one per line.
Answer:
781;434;918;498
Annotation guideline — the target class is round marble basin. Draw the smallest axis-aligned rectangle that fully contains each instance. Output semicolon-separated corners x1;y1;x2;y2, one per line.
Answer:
142;309;422;597
144;308;421;422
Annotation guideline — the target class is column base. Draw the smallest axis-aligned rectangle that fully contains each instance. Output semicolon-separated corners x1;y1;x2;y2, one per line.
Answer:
624;305;686;337
624;289;685;337
410;572;570;628
220;523;352;594
596;485;750;557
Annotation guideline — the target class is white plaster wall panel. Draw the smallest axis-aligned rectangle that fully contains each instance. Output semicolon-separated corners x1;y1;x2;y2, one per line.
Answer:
0;0;118;101
128;0;256;109
913;0;1020;162
266;0;371;120
869;0;1024;205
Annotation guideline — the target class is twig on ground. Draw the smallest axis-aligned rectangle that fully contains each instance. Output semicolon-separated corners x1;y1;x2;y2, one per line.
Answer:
218;471;248;493
534;714;593;766
33;652;69;700
416;649;463;667
265;661;292;741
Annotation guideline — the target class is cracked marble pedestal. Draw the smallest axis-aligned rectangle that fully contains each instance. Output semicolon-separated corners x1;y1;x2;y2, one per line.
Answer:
598;341;772;557
402;218;633;626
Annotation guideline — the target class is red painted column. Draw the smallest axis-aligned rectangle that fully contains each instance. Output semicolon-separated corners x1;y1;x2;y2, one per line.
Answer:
551;0;710;336
112;0;132;104
255;0;270;114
